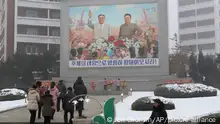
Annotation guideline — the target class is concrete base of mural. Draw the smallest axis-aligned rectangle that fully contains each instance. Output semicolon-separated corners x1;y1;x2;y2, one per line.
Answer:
53;75;179;91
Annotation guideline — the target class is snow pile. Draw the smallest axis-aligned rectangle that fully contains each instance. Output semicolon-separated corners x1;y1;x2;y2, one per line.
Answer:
0;99;27;113
0;88;26;96
164;83;217;93
0;88;27;112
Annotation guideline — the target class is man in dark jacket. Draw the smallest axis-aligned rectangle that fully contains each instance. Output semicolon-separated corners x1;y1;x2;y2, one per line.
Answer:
73;76;87;118
42;90;53;124
63;87;75;124
57;80;67;112
144;99;168;124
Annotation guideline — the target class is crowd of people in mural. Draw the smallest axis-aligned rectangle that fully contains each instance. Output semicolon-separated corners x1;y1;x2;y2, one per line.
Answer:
27;76;87;124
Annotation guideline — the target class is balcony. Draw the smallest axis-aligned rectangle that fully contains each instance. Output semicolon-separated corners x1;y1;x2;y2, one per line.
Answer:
180;38;215;46
17;16;60;27
179;1;214;12
16;34;60;44
179;13;214;23
179;25;215;34
18;0;60;9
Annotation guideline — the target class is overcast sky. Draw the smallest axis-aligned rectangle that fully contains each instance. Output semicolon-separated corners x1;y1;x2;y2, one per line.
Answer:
168;0;178;53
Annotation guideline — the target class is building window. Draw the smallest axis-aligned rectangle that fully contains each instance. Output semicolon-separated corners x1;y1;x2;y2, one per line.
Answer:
27;28;38;35
26;10;38;17
52;30;60;36
197;31;215;39
196;0;213;3
197;7;214;15
197;19;214;27
180;33;197;41
50;10;60;19
26;46;38;55
179;10;196;18
49;27;60;36
179;0;195;6
179;21;196;29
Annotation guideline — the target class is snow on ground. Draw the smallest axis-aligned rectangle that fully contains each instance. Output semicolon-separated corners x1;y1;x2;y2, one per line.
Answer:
0;88;27;112
0;99;27;112
115;90;220;122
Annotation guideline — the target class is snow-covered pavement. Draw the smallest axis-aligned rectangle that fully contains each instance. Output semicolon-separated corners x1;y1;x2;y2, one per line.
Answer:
0;99;27;113
0;88;27;113
115;90;220;122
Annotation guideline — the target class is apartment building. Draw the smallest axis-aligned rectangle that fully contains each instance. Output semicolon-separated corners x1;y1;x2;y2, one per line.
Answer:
0;0;7;62
0;0;60;62
178;0;220;55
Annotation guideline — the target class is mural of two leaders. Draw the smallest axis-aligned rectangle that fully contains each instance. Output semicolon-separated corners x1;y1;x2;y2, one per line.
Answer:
69;3;159;61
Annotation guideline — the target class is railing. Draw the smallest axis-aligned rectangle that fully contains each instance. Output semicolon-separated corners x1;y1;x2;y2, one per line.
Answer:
69;94;103;113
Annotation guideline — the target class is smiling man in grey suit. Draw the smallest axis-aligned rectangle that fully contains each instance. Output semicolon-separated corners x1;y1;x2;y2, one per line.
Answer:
88;11;111;40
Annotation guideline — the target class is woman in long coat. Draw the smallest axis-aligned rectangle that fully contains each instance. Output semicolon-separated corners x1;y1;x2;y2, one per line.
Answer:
27;84;40;124
49;82;59;119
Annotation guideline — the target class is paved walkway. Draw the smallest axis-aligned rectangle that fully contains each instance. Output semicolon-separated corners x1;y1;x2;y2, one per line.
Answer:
0;95;121;123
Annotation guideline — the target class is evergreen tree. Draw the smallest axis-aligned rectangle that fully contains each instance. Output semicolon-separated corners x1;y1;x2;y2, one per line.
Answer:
198;51;205;76
189;53;197;81
203;56;218;85
0;51;58;87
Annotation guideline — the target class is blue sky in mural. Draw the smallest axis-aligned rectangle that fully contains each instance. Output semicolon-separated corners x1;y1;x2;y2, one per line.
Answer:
69;3;157;26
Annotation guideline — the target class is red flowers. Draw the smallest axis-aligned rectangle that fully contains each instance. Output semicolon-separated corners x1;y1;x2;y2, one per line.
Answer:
114;40;125;47
82;50;89;56
108;36;115;42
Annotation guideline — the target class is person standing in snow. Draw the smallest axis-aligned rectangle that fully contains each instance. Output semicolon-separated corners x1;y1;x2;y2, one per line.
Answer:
27;84;40;124
144;99;168;124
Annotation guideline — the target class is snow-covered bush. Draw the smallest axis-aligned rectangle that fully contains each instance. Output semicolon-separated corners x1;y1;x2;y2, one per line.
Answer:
154;83;217;98
131;96;175;111
0;88;26;101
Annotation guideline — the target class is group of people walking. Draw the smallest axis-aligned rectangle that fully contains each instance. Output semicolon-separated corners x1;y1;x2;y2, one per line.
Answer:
27;76;87;124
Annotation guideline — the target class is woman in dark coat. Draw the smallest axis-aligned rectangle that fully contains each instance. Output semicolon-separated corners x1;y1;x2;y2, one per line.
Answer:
144;99;168;124
42;90;54;124
73;76;87;118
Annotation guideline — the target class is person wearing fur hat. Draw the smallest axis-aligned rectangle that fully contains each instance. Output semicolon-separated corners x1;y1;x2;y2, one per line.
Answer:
144;99;168;124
